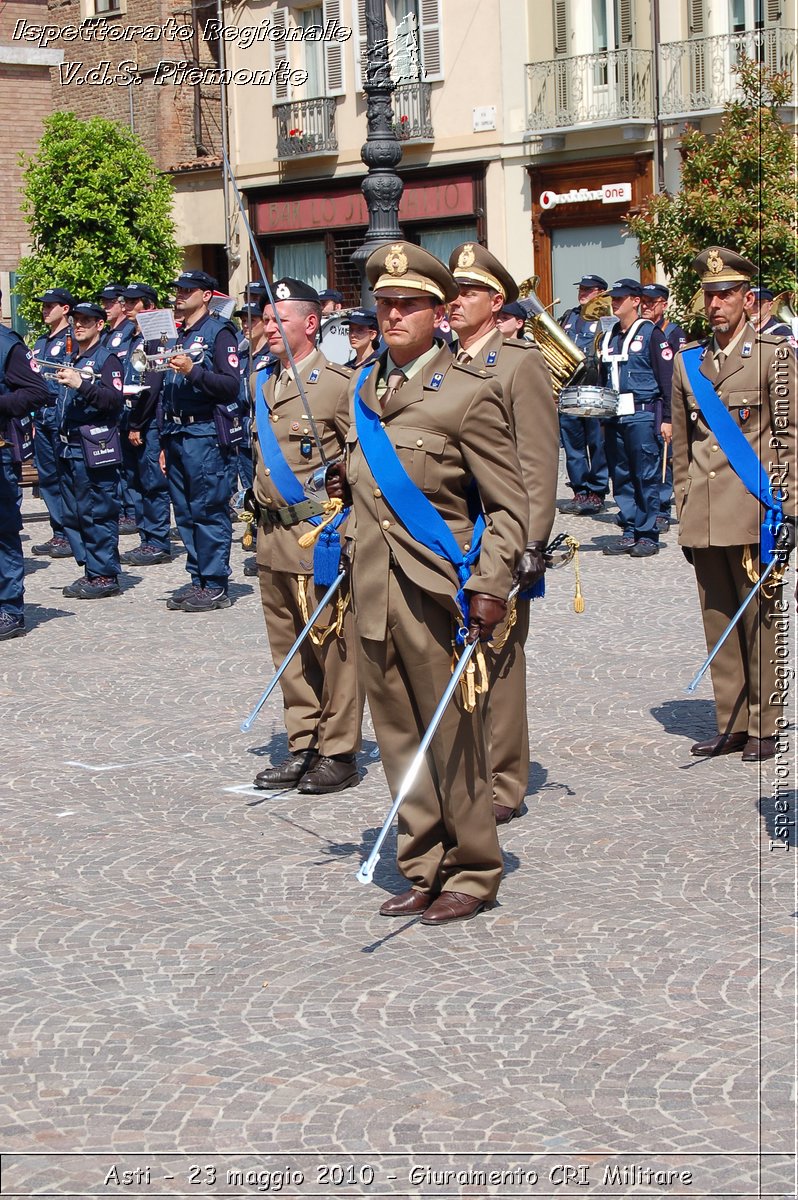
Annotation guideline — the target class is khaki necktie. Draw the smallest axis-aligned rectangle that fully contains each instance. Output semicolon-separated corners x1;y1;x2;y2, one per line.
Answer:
381;367;406;409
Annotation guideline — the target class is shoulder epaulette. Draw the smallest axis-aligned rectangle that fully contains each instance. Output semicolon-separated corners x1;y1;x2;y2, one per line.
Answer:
452;358;492;379
325;361;353;378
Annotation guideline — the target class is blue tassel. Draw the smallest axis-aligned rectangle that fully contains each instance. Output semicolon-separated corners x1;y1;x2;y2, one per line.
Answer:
520;578;545;602
313;523;342;588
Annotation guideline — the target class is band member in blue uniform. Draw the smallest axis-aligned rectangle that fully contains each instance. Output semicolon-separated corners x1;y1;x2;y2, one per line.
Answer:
750;287;793;339
599;279;674;558
31;287;76;559
56;301;125;599
641;283;687;530
344;308;381;369
160;270;241;612
100;282;141;536
558;274;609;515
0;306;49;638
119;283;173;567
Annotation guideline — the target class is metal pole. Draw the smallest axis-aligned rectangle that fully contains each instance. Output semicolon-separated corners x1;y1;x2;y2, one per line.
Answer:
685;557;778;694
216;0;232;274
652;0;665;193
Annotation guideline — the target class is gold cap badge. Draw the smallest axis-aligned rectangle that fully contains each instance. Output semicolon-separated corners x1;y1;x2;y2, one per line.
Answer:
457;244;476;269
385;245;408;277
706;249;723;275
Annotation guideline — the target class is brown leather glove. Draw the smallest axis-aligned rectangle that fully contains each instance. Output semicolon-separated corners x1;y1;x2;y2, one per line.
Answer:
513;540;546;591
467;593;507;643
325;459;352;506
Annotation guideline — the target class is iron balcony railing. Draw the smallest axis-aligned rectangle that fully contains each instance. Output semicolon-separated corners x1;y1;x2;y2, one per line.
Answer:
392;81;434;142
276;97;338;158
659;27;796;117
526;47;653;133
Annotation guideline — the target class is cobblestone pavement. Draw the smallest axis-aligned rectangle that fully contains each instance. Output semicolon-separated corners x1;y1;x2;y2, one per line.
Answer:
2;468;795;1198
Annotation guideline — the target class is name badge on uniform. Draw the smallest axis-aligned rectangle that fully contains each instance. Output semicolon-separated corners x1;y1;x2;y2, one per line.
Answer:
485;351;498;366
430;373;443;390
308;369;320;383
742;342;752;358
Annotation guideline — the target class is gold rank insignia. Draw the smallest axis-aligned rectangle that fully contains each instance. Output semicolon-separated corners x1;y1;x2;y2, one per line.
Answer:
457;244;476;269
706;249;724;275
385;245;408;276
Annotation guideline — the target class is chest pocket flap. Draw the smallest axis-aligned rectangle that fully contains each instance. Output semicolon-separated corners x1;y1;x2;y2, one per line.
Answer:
389;426;447;494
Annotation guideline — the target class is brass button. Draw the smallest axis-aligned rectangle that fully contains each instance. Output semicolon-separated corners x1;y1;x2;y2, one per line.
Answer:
380;421;385;428
264;468;271;476
464;542;470;551
382;519;390;529
265;496;273;504
711;444;718;452
416;438;423;447
373;488;382;498
303;427;309;434
271;414;279;422
709;471;716;479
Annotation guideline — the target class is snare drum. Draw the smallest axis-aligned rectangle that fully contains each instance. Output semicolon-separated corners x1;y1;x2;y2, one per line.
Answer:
558;385;619;420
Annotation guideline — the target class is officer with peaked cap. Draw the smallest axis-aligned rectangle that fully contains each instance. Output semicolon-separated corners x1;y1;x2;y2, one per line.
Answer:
250;278;363;795
160;270;241;611
30;288;77;560
448;241;558;826
558;273;610;516
328;242;528;924
671;246;797;761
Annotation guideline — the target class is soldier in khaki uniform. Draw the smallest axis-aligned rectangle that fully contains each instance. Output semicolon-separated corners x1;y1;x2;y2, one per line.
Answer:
250;279;363;794
672;247;796;762
330;243;528;924
448;242;558;825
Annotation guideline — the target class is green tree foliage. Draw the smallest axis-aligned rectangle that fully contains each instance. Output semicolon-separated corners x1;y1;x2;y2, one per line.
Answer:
627;57;796;336
16;112;182;331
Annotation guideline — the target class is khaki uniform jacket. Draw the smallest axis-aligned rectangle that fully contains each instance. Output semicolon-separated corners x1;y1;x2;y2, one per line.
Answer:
469;330;558;544
341;344;529;643
252;349;352;573
671;325;797;547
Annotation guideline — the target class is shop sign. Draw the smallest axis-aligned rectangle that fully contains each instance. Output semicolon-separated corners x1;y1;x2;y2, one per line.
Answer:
255;177;476;234
539;182;632;210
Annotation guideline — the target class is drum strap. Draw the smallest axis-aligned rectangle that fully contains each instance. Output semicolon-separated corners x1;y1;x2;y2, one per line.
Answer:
600;319;649;392
681;347;783;564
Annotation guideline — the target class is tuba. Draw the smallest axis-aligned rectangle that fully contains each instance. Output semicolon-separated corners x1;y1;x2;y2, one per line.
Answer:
517;276;586;396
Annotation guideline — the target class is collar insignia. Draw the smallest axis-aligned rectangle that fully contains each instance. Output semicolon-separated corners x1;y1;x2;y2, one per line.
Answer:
429;372;443;390
457;244;476;269
385;245;408;276
741;342;752;357
485;350;497;365
308;369;320;383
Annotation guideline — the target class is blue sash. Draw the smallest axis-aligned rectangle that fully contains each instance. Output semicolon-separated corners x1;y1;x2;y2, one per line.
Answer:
353;364;486;635
254;371;345;585
682;347;784;564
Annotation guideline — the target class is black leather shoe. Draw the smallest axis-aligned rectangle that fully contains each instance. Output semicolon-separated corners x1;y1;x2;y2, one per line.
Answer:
379;889;431;917
691;732;747;757
253;751;319;790
742;736;776;762
297;755;359;794
421;891;487;925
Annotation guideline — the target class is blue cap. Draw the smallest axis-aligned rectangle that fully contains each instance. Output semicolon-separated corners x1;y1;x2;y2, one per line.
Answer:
751;286;774;301
319;288;344;303
606;278;643;298
575;275;607;290
36;288;75;308
171;270;218;292
344;307;378;330
98;283;124;301
121;282;158;304
235;301;263;318
73;301;106;320
500;301;527;321
641;283;669;301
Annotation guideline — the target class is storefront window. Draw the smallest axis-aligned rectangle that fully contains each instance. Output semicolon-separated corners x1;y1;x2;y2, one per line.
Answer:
273;240;327;292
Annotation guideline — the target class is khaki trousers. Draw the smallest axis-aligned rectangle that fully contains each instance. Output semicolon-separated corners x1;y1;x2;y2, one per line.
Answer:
483;602;531;812
693;545;779;739
258;567;362;757
357;570;503;902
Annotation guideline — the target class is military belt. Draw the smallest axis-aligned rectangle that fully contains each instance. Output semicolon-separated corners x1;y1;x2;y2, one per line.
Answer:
264;498;326;528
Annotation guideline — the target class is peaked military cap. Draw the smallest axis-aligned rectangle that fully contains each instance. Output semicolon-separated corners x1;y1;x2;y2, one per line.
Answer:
691;246;757;292
73;301;106;320
367;241;458;304
606;277;643;298
171;270;218;292
36;288;75;308
449;242;519;303
269;278;320;304
121;282;158;304
641;283;669;300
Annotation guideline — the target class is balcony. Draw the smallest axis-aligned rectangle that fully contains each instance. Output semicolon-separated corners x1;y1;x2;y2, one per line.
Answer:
526;48;653;135
276;97;337;159
659;28;797;118
392;81;434;143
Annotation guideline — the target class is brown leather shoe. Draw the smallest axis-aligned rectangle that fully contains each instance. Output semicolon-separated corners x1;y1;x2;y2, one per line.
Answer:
253;751;318;789
494;803;519;826
379;889;431;917
742;736;776;762
297;754;359;794
690;732;747;757
420;891;486;925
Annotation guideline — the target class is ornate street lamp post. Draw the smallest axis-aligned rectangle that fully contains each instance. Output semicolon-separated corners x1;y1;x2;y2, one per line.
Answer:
351;0;404;304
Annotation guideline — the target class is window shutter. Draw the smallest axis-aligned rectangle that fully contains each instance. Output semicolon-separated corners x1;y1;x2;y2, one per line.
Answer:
271;6;291;102
619;0;633;43
553;0;568;54
418;0;443;81
352;0;368;90
688;0;705;35
323;0;345;94
766;0;781;21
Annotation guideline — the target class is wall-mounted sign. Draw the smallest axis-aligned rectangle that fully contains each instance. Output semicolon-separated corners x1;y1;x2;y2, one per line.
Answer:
539;182;632;210
473;106;496;132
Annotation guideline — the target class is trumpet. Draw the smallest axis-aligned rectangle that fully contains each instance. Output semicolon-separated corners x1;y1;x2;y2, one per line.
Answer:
129;343;204;374
32;357;101;382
